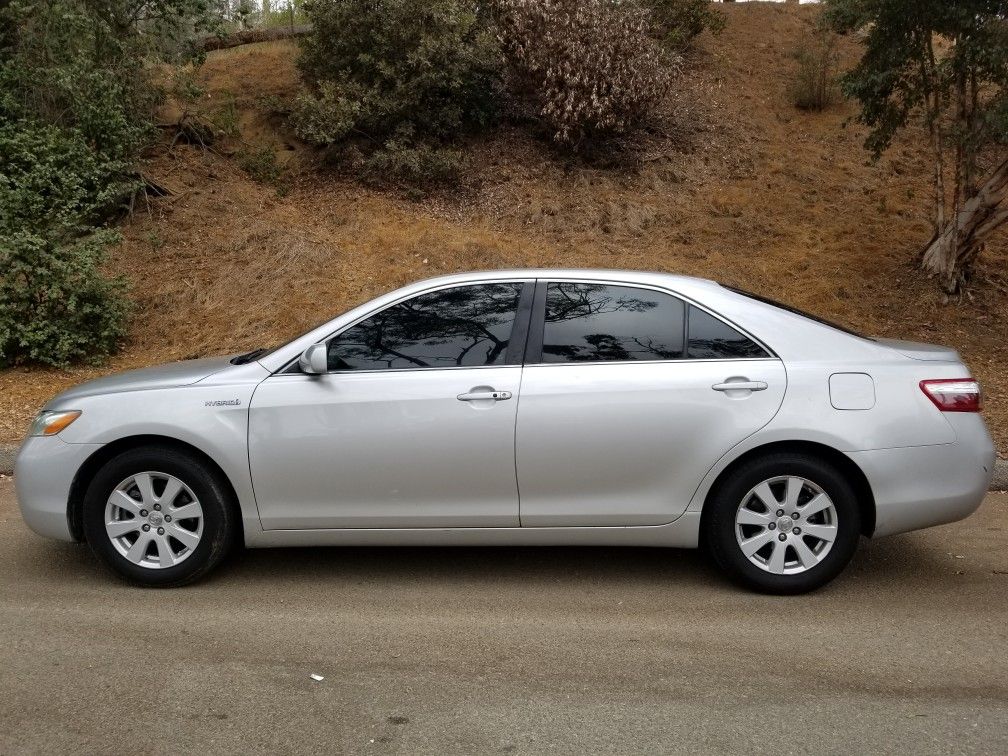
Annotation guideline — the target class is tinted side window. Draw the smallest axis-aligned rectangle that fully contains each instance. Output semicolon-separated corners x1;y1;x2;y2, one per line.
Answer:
687;306;768;359
541;283;684;363
327;283;523;370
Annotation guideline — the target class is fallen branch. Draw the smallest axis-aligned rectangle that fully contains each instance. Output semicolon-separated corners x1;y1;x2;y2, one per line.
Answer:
200;25;311;53
139;173;173;198
124;172;174;220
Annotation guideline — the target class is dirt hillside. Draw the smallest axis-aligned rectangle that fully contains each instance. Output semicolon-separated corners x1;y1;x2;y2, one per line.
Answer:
2;2;1006;454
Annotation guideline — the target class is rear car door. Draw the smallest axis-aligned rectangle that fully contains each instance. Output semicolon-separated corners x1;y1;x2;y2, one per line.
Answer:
248;280;533;530
515;280;786;526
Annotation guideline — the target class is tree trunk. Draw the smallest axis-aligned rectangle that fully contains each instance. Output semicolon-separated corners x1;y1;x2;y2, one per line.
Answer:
920;157;1008;293
200;24;311;52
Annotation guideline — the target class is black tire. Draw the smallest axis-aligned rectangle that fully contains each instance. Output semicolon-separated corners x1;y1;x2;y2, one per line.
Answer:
703;453;862;595
82;446;236;587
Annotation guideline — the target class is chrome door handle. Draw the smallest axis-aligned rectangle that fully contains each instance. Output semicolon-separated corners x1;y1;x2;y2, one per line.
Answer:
712;381;768;392
457;389;512;402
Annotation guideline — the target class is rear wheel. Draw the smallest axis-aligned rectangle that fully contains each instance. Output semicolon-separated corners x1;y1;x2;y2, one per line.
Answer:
82;446;236;587
704;453;861;594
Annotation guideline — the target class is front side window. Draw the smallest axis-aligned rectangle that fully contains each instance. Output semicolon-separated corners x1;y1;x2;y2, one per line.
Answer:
327;283;523;370
541;283;685;363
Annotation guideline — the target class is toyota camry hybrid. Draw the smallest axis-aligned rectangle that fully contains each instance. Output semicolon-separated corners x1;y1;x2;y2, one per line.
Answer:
15;270;996;593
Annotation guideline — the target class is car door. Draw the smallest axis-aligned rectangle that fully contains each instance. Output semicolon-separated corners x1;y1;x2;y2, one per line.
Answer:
248;280;533;530
515;280;786;527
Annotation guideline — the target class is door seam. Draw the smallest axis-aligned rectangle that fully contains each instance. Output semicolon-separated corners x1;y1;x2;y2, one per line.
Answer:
514;364;526;527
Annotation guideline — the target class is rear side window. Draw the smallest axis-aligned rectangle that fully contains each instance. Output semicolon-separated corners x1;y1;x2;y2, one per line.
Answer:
687;306;768;359
326;283;523;370
541;283;685;363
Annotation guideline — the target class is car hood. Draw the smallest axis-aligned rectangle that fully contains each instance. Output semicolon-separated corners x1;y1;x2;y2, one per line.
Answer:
45;356;236;407
875;338;961;362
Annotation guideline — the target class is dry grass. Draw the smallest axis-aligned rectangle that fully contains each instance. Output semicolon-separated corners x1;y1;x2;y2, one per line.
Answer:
2;3;1006;454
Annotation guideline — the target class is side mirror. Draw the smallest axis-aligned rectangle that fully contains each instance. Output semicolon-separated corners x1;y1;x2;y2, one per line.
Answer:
299;343;328;375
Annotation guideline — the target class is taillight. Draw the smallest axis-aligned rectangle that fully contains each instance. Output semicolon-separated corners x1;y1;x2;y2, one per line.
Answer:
919;378;982;412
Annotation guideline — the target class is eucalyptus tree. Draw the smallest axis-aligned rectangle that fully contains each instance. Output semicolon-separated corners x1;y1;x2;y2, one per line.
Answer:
825;0;1008;294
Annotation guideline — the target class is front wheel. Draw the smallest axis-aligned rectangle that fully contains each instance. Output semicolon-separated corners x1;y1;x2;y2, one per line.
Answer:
82;446;236;587
704;454;862;594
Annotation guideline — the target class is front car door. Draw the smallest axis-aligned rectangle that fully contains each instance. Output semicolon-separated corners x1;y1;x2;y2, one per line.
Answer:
248;280;533;530
515;280;786;526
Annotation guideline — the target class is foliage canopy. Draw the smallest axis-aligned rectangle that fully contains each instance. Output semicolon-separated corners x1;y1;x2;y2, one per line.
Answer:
0;0;217;366
292;0;501;186
825;0;1008;292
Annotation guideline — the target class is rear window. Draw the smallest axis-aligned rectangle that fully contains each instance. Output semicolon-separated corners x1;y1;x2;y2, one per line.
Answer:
725;286;868;339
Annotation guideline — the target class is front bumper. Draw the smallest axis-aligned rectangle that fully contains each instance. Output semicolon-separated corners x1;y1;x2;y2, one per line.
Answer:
15;436;101;542
849;415;996;537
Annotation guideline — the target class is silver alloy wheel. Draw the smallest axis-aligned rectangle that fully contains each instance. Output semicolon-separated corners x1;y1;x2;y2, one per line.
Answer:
104;472;204;569
734;475;838;575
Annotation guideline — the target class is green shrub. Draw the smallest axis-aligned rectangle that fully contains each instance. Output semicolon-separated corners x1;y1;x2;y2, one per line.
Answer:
0;123;135;230
0;230;131;367
0;1;137;366
239;146;282;183
290;82;365;146
0;123;132;367
293;0;500;185
641;0;726;51
0;1;155;164
0;0;221;366
496;0;679;152
211;93;241;139
363;135;466;188
789;30;841;112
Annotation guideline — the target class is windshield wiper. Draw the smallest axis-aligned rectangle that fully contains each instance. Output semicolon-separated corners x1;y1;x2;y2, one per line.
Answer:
230;348;267;365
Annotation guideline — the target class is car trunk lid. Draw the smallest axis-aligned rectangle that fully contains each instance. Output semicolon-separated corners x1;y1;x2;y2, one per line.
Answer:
875;338;962;362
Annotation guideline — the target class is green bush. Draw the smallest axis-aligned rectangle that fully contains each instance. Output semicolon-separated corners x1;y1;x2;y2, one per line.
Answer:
293;0;500;185
0;1;155;164
641;0;726;51
789;30;841;112
290;82;365;146
0;123;132;366
211;93;241;139
0;123;135;231
0;0;221;366
0;230;131;367
363;134;466;188
0;1;142;366
239;146;283;184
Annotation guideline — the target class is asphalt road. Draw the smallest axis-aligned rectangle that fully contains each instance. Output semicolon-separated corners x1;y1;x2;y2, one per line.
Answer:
1;477;1006;755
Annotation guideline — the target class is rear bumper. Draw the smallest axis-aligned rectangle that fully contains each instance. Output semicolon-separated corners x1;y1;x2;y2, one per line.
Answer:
849;416;996;537
14;436;100;542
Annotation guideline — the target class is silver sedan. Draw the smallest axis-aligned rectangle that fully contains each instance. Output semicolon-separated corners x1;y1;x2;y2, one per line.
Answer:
15;270;996;593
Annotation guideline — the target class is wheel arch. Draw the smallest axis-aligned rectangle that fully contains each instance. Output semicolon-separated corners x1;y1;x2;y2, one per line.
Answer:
67;434;243;543
700;440;876;537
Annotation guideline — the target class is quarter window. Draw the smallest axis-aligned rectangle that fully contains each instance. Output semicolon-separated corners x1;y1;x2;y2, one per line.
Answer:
541;283;685;363
326;283;523;370
687;306;768;359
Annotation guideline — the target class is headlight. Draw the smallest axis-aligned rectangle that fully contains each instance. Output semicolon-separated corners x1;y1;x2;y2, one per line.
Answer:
29;410;82;437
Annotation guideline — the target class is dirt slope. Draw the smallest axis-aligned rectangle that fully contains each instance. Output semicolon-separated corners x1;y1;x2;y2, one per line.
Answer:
2;3;1006;452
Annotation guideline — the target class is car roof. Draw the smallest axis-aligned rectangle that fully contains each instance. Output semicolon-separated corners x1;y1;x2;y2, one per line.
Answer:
406;268;715;286
399;269;726;299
